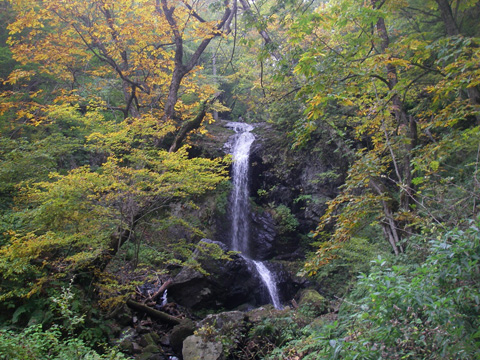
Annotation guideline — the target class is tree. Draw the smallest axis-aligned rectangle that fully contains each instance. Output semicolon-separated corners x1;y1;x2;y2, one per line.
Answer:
285;0;480;267
1;0;235;305
6;0;234;150
0;111;229;302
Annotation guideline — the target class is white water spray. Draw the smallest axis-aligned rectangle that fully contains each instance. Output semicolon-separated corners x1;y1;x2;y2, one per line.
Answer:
161;289;168;307
228;122;255;254
253;260;282;309
226;122;282;309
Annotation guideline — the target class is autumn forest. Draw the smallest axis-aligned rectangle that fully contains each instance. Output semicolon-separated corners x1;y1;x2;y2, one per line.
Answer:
0;0;479;359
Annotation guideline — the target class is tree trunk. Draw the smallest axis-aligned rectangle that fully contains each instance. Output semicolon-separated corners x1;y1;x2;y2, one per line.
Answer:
367;1;415;252
372;1;418;212
146;279;172;303
160;0;232;124
163;65;187;122
370;178;403;255
212;54;219;122
126;299;181;325
168;93;220;152
435;0;460;36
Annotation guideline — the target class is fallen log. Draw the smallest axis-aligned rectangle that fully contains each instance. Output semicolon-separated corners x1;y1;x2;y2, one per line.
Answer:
126;299;181;325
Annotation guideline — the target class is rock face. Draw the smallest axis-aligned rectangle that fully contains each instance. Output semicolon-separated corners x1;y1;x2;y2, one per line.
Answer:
197;311;246;334
249;124;347;257
249;211;276;260
168;240;265;309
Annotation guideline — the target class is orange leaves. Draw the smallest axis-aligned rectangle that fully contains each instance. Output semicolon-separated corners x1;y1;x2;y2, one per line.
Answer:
6;0;225;122
3;69;35;85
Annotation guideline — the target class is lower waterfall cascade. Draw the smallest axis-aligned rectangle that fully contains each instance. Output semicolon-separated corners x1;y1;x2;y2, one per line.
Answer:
225;121;282;309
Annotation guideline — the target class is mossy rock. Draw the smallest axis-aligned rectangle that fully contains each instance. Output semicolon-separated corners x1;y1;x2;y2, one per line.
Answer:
136;344;163;360
297;289;328;315
139;332;160;347
246;305;291;323
170;319;195;353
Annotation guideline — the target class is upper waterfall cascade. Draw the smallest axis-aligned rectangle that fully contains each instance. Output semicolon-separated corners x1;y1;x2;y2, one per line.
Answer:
228;122;255;255
226;122;282;309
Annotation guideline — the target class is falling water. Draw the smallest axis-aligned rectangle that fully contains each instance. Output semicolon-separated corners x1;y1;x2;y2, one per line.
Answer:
228;122;255;255
161;289;168;307
226;121;282;309
252;260;282;309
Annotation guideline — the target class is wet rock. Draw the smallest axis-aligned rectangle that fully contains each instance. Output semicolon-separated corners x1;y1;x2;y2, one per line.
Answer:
250;127;346;249
250;211;276;260
182;335;224;360
168;240;264;309
266;261;303;305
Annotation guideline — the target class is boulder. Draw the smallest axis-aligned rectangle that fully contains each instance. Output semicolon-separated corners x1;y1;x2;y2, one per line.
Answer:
139;333;160;347
168;240;264;309
297;288;328;315
136;344;164;360
169;319;195;353
191;310;247;358
246;305;290;324
117;327;137;354
182;335;224;360
198;310;246;331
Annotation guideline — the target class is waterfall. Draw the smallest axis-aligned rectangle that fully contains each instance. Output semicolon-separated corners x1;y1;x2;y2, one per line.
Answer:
252;261;282;309
228;122;255;255
226;122;282;309
161;289;168;307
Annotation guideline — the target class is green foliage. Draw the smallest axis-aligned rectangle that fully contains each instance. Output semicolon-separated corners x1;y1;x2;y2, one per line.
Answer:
213;181;232;216
0;283;127;360
0;46;15;82
308;236;389;297
50;280;86;335
285;0;480;263
0;109;229;301
269;220;480;359
270;204;299;235
333;221;480;359
248;312;306;352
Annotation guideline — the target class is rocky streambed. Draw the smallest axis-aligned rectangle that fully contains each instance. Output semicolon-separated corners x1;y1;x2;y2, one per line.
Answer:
117;290;329;360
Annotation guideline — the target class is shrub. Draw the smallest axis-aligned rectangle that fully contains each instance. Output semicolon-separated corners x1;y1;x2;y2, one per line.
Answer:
0;282;127;360
336;220;480;359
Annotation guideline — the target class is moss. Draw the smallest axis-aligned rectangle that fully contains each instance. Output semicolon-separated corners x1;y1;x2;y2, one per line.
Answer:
297;289;328;316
